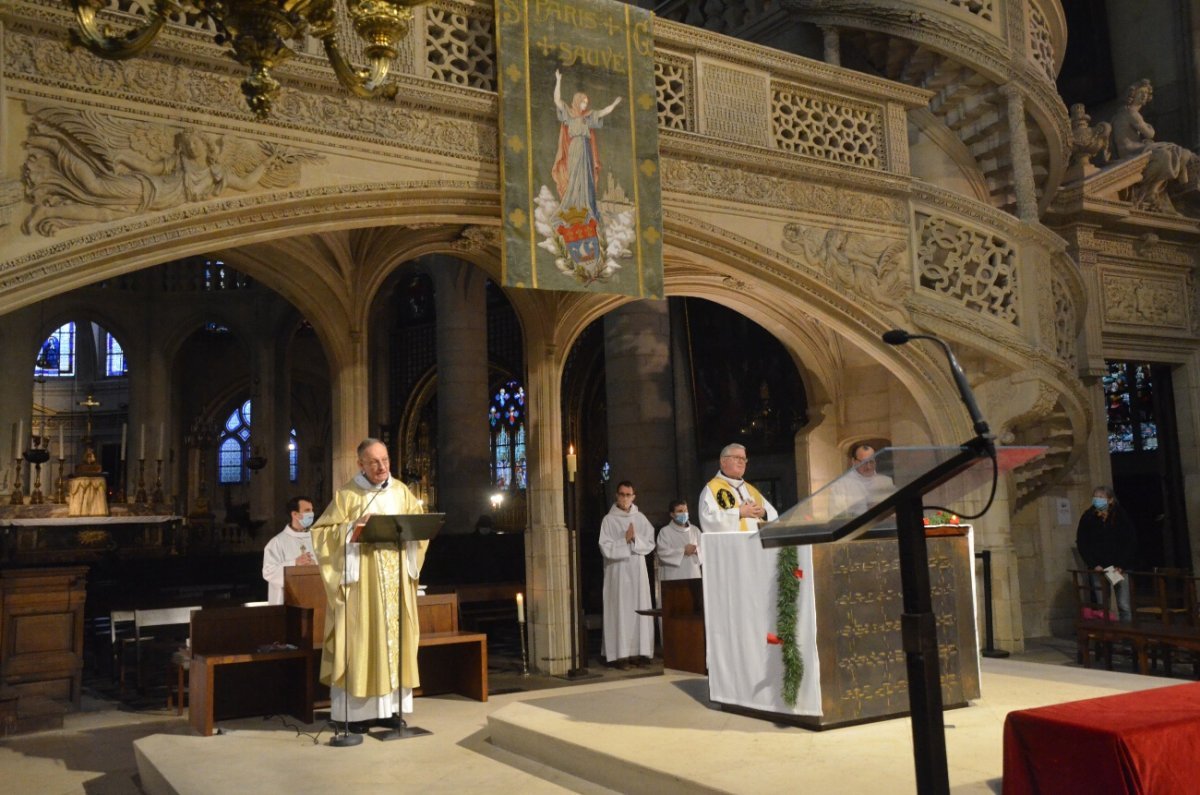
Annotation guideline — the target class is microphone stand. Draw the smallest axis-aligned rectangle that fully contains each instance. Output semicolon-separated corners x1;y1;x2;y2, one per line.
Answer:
329;478;388;748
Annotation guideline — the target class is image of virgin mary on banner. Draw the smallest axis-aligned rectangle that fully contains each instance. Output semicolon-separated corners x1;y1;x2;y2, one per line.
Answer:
497;0;663;298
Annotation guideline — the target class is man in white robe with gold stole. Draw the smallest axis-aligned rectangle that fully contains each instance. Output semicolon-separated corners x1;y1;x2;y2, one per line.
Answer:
699;443;778;534
311;438;427;732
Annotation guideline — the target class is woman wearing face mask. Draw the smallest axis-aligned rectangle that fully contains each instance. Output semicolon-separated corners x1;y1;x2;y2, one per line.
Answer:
262;495;318;605
656;499;703;581
1075;486;1138;622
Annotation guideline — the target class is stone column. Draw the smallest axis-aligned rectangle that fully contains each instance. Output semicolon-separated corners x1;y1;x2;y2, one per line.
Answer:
1001;83;1040;222
431;258;490;534
523;330;573;675
247;322;278;528
821;25;840;66
272;326;295;530
604;300;676;519
669;299;700;507
0;309;37;498
330;331;370;487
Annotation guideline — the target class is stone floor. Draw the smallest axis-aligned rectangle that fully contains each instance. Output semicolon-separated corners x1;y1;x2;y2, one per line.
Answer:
0;636;1188;794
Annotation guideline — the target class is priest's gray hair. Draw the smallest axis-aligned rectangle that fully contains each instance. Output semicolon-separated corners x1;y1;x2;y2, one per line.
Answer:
719;443;747;459
357;438;386;459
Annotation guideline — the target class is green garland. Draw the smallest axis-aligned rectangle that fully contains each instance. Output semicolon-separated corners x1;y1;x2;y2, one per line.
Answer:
776;545;804;706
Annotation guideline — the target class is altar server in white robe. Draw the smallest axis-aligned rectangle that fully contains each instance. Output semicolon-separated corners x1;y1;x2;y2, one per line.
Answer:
311;439;427;731
656;499;703;580
262;495;317;605
699;443;778;534
599;480;655;667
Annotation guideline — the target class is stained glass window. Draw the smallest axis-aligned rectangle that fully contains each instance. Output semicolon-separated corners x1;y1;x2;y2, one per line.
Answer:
489;379;527;490
288;428;298;483
105;334;127;377
218;400;252;483
34;323;74;377
1103;361;1158;454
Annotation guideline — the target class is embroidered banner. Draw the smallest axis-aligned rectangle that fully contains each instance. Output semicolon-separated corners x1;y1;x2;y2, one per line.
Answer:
497;0;662;298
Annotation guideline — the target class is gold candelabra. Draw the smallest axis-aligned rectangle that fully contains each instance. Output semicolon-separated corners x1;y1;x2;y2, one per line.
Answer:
9;457;22;505
135;458;148;504
152;459;165;504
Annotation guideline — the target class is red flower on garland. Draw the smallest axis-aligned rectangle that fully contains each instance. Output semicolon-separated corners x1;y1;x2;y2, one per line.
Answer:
922;517;930;526
766;632;782;645
793;568;803;579
950;515;960;524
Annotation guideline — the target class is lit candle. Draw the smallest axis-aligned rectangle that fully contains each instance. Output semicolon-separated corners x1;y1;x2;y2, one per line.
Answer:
15;419;22;459
120;423;127;461
139;423;146;461
566;444;577;483
157;423;164;461
516;593;525;623
58;424;64;461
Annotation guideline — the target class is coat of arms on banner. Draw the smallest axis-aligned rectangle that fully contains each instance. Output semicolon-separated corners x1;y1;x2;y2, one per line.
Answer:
497;0;662;298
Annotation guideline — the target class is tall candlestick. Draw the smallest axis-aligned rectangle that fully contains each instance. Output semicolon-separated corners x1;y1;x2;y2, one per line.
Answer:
516;592;525;623
15;420;23;458
566;444;577;483
120;422;127;461
58;424;64;461
158;423;164;460
139;423;146;461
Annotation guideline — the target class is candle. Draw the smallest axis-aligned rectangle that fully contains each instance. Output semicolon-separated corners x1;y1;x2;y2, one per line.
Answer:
15;419;22;459
157;423;164;460
58;424;64;461
120;423;127;461
516;593;525;623
566;444;577;483
139;423;145;461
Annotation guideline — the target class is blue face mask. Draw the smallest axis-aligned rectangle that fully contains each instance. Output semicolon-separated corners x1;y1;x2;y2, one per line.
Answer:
1092;498;1109;512
673;512;689;526
299;511;315;529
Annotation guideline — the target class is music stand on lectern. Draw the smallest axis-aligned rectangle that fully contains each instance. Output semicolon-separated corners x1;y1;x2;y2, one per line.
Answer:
354;512;444;741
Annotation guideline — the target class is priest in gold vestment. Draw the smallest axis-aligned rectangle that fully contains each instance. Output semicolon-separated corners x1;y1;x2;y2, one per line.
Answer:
311;438;427;730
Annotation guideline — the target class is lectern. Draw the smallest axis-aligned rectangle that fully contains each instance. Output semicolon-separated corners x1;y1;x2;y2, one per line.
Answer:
759;444;1043;794
352;512;444;741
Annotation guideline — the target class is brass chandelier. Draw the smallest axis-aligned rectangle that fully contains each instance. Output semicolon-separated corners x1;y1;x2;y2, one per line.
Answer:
67;0;426;118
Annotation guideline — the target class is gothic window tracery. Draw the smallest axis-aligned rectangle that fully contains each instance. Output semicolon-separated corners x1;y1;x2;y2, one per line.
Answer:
218;399;251;484
489;379;527;491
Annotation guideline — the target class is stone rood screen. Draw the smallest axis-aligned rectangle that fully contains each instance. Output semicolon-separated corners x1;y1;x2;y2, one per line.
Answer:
496;0;663;298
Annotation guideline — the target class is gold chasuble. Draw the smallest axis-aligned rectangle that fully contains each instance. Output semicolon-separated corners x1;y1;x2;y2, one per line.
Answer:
311;476;427;697
706;476;767;532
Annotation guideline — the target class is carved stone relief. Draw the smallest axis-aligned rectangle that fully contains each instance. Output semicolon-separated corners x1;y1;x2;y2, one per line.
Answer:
1101;271;1188;329
781;222;908;308
21;105;323;236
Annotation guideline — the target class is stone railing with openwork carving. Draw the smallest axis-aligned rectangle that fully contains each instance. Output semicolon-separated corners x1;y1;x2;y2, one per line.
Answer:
8;0;928;178
910;185;1081;373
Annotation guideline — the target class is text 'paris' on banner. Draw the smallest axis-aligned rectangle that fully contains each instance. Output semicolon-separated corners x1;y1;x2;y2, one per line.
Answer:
496;0;663;298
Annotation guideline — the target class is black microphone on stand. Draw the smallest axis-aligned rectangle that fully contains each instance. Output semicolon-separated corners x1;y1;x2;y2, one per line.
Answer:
883;329;992;440
329;476;390;748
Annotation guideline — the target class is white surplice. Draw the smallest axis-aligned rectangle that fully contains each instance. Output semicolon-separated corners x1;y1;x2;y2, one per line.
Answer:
655;521;703;580
262;524;313;605
598;502;655;661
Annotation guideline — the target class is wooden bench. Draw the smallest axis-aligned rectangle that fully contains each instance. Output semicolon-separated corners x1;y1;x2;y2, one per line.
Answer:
188;604;314;736
1072;569;1200;677
417;592;488;702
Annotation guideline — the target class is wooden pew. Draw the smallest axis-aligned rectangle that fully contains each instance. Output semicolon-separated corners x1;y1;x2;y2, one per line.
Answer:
285;567;487;702
188;604;314;736
417;592;488;702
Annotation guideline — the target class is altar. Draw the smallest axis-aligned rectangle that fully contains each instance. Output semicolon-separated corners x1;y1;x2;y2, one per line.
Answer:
703;525;979;729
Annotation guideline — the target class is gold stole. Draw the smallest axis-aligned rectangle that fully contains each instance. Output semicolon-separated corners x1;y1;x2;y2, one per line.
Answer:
706;476;766;531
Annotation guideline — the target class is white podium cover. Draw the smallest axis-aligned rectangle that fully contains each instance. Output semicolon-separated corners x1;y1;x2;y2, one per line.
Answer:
702;531;821;716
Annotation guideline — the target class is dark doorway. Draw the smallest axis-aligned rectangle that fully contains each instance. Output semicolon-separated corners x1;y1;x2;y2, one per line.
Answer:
1103;361;1191;570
